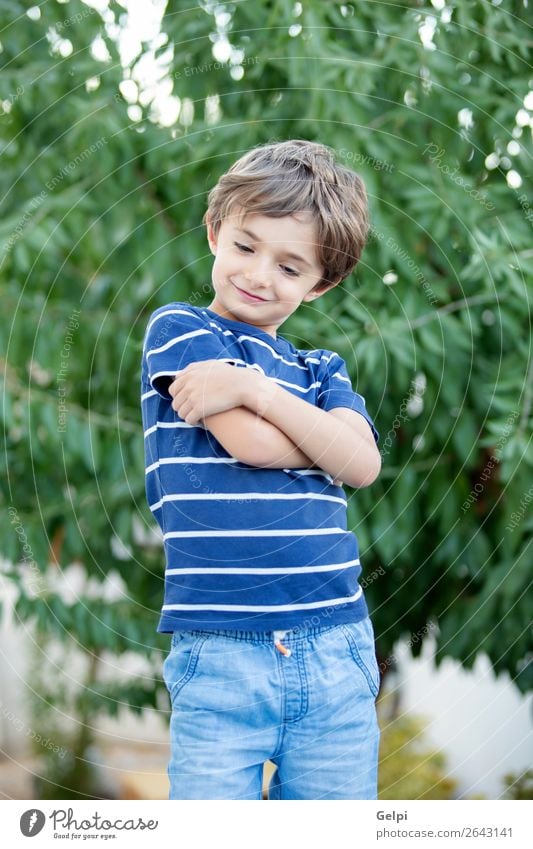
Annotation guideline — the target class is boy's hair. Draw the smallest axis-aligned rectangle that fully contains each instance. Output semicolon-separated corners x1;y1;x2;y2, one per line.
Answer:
203;139;369;290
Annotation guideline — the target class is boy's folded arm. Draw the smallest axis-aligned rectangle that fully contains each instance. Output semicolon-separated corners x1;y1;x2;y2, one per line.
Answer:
242;379;381;488
164;359;312;468
201;407;314;469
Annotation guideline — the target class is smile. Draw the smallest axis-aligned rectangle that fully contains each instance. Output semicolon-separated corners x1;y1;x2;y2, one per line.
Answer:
233;284;270;303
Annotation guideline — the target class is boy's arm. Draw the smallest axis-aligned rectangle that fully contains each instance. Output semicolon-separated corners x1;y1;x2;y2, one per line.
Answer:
200;407;315;469
168;361;315;469
245;380;381;488
169;360;378;486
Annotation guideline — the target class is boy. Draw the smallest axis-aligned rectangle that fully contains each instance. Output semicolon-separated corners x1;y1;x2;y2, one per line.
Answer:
141;139;382;800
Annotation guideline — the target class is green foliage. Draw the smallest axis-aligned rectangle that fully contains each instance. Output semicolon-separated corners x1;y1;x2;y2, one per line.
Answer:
378;710;458;800
26;630;162;799
501;769;533;800
376;690;465;800
0;0;531;795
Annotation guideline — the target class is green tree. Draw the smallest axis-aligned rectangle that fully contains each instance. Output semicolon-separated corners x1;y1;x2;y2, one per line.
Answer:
1;0;531;795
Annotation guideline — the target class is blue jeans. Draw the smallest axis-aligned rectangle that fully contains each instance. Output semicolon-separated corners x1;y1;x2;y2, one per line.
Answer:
162;618;381;800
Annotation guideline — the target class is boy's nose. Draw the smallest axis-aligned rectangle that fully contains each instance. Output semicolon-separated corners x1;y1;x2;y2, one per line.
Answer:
244;268;273;290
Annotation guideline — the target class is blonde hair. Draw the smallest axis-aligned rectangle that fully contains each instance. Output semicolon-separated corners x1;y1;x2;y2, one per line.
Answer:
204;139;369;290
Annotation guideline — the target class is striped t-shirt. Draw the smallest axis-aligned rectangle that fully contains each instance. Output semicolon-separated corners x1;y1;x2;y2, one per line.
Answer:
141;301;379;633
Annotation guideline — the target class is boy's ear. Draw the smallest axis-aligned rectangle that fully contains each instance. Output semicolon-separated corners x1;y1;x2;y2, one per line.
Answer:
303;279;338;301
206;215;218;256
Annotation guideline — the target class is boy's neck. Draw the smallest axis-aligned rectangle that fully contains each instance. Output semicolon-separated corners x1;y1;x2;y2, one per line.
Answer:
206;298;279;340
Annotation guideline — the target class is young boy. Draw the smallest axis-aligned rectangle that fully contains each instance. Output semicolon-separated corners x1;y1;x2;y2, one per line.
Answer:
141;139;382;800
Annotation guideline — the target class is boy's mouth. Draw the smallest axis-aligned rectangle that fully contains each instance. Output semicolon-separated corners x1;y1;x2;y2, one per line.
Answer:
233;283;270;303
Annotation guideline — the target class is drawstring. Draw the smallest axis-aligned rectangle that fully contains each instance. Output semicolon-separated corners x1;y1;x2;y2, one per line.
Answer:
273;630;291;657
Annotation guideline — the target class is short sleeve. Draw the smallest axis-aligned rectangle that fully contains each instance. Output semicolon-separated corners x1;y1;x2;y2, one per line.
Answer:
142;304;230;400
316;352;379;443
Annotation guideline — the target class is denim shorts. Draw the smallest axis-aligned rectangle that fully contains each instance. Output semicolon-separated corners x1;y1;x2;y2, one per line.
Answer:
162;617;381;800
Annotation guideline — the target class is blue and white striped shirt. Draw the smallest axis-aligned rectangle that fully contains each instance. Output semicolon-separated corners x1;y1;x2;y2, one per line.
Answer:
141;302;379;632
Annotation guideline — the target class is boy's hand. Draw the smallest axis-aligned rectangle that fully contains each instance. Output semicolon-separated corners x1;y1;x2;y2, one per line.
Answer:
168;360;257;425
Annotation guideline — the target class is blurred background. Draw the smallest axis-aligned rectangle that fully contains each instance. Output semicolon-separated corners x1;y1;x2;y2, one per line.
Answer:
0;0;531;800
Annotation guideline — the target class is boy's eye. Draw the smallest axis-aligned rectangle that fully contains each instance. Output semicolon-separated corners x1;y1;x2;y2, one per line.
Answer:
281;265;299;277
234;241;300;276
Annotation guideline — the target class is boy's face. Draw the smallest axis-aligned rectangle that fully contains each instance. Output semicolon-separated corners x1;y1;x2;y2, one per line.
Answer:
206;209;332;338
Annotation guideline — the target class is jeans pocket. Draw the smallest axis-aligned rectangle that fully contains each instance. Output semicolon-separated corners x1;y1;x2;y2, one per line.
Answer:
340;618;381;699
162;632;208;703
